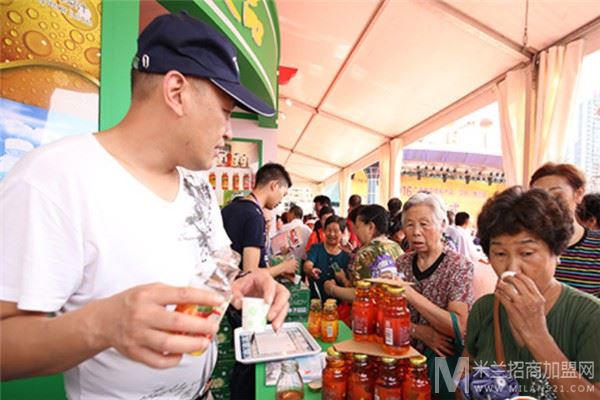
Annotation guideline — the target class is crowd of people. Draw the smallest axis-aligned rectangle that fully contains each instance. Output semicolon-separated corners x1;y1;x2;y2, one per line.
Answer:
260;161;600;399
1;10;599;400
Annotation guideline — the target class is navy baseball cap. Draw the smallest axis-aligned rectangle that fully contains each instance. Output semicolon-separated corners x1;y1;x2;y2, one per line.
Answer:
133;12;275;117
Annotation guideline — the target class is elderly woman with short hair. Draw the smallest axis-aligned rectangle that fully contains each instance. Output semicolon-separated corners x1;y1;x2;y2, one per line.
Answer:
396;192;474;357
467;186;600;399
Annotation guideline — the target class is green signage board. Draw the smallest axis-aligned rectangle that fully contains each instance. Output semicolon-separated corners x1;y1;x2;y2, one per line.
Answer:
158;0;280;127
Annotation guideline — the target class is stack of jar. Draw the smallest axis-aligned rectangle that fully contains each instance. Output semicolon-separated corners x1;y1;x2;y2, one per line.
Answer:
307;298;339;343
351;281;411;355
322;350;431;400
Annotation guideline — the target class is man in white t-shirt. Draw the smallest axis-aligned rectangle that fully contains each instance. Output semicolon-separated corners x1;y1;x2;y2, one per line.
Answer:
455;211;482;263
0;12;289;400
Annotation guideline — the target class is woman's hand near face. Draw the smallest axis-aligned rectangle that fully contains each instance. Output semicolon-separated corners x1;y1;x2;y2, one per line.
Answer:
495;274;550;343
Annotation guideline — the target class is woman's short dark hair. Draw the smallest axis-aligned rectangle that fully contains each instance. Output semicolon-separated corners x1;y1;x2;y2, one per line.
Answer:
530;162;586;191
577;193;600;225
324;215;347;232
477;186;573;256
357;204;389;236
388;213;402;236
318;206;334;219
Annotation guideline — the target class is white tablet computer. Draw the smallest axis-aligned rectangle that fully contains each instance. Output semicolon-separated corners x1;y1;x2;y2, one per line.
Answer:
234;322;321;364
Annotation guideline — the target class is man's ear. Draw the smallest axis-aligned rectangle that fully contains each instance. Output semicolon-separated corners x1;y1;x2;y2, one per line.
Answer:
162;71;186;117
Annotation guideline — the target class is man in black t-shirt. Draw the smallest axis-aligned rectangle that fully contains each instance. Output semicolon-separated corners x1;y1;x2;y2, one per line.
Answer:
221;162;297;276
222;163;297;400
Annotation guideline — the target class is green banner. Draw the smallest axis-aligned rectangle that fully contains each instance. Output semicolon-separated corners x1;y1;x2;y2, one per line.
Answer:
158;0;280;127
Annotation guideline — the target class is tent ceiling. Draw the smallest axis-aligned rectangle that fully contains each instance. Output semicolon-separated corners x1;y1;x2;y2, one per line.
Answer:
276;0;600;184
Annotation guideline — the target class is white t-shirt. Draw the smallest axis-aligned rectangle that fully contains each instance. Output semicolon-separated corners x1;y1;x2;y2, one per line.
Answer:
0;134;231;399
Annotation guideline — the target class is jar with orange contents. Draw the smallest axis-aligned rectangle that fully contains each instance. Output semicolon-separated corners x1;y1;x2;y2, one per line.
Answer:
322;347;347;400
320;299;339;343
382;286;410;355
402;355;431;400
352;280;374;342
371;283;387;344
307;299;322;338
348;353;374;400
374;357;402;400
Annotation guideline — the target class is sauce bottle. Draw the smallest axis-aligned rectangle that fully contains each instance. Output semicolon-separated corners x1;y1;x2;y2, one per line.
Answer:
307;299;322;338
232;173;240;190
374;357;402;400
402;355;431;400
352;280;374;342
208;171;217;190
321;299;339;343
382;286;410;355
348;353;374;400
322;347;347;400
221;172;229;190
371;283;387;344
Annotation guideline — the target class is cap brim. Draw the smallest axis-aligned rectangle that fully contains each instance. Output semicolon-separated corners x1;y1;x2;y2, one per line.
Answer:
210;79;276;117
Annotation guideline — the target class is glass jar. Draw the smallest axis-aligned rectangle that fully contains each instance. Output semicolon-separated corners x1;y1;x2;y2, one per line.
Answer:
307;299;322;338
382;286;410;355
322;347;346;400
321;299;339;343
349;353;374;400
276;360;304;400
374;357;402;400
402;355;431;400
352;280;374;342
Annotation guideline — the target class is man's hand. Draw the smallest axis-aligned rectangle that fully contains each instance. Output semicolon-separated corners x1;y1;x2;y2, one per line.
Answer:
230;269;290;331
97;283;224;369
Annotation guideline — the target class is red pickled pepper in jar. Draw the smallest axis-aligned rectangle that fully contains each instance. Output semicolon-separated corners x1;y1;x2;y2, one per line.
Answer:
374;357;402;400
322;347;347;400
348;353;374;400
402;355;431;400
382;286;411;355
352;280;375;342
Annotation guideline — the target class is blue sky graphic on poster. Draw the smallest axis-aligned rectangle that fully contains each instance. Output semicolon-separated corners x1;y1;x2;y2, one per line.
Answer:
0;97;96;180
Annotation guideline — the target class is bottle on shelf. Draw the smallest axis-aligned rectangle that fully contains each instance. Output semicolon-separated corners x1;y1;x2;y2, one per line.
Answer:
208;171;216;190
402;355;431;400
232;152;239;167
221;172;229;190
276;359;304;400
243;173;251;190
232;173;240;190
374;357;402;400
307;299;322;338
352;280;374;342
226;151;232;167
320;299;339;343
382;286;410;355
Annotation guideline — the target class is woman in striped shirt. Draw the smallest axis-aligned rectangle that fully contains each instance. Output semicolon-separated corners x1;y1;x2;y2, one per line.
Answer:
530;162;600;297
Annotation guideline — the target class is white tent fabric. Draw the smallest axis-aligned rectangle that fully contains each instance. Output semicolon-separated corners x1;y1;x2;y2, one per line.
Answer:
276;0;600;189
531;39;584;174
